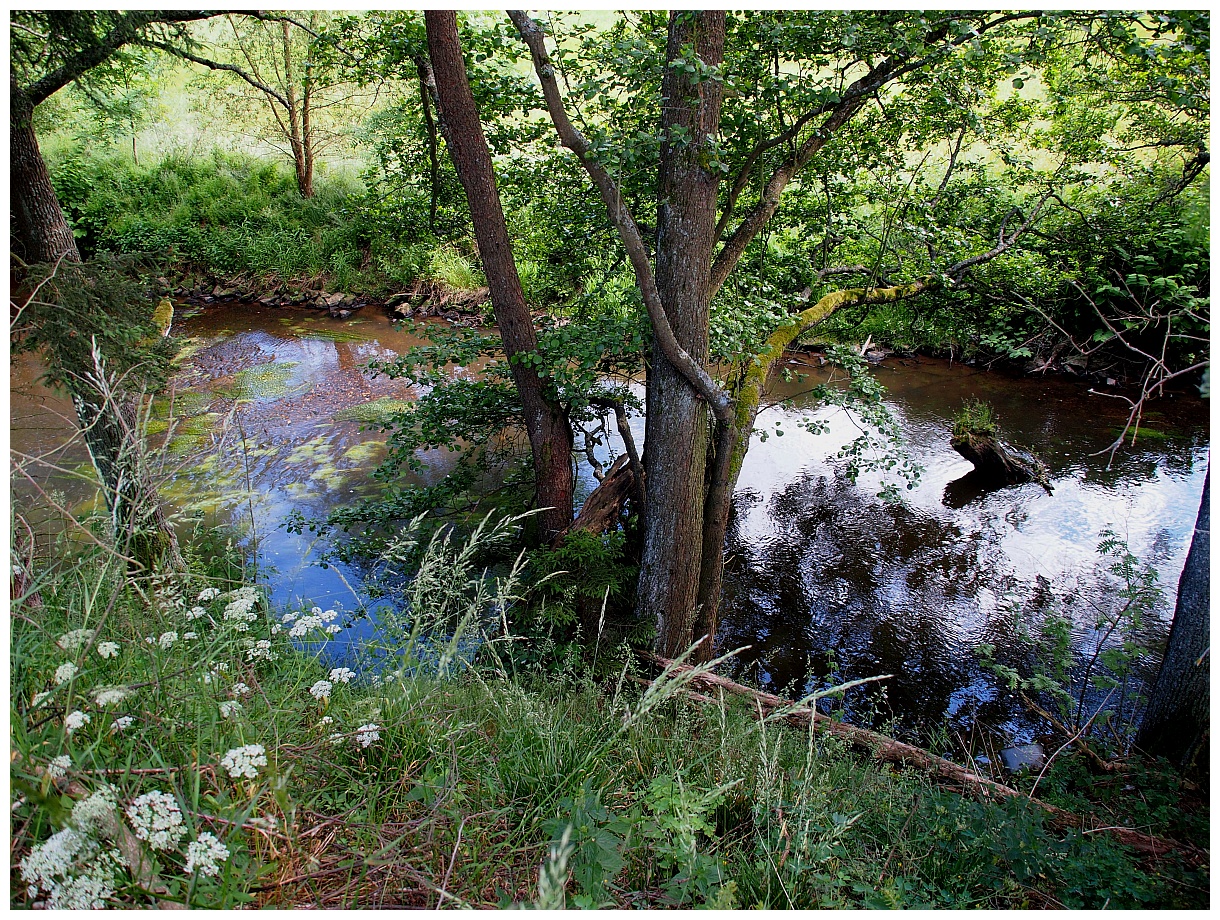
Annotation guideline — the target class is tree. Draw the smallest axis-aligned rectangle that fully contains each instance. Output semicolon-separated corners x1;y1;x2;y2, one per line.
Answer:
422;10;574;542
9;10;296;573
1135;467;1209;771
186;12;378;198
10;11;225;573
512;9;1070;658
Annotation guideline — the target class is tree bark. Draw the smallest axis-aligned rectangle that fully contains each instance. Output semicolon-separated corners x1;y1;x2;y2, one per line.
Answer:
640;11;727;658
425;10;574;541
10;83;81;265
1136;466;1209;771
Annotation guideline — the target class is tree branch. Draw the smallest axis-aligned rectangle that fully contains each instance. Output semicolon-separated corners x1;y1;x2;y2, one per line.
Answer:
509;9;734;426
708;12;1038;300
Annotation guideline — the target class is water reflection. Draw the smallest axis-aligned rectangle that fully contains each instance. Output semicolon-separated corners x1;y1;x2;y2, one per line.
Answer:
721;355;1207;736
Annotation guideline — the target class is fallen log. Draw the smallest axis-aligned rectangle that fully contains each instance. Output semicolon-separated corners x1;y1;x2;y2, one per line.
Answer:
951;431;1052;492
639;652;1206;867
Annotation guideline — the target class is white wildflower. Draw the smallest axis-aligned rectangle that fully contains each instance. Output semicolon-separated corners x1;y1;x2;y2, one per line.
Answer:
183;631;198;641
310;606;323;615
186;606;206;621
54;663;79;685
320;608;339;623
48;754;71;780
231;682;251;697
309;680;333;701
125;790;187;851
218;701;243;719
111;716;134;733
329;667;355;684
96;641;120;659
184;832;230;877
92;687;130;707
220;744;267;779
70;785;118;837
325;624;341;635
356;723;381;748
281;613;297;623
64;711;90;733
197;586;221;603
245;639;276;662
145;635;156;645
319;716;334;726
288;613;324;638
271;623;283;634
57;629;95;652
32;690;53;708
328;732;345;745
159;631;179;649
20;826;122;909
222;587;260;627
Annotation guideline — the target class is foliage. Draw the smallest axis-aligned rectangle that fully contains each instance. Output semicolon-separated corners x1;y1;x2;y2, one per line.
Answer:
979;530;1165;756
13;514;1205;909
46;148;420;289
952;399;998;441
523;529;636;633
12;257;175;395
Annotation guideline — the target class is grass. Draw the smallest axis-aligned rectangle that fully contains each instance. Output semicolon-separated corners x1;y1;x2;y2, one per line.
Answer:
11;504;1208;909
952;398;998;441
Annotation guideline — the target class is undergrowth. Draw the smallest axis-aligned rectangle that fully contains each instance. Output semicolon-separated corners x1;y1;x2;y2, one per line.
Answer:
10;509;1208;909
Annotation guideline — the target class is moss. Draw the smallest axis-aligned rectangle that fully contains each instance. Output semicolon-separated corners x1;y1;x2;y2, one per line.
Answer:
342;441;386;465
214;362;304;401
276;318;372;343
333;397;415;425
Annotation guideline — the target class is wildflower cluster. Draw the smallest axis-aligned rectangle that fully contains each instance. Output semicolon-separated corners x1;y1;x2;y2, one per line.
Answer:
54;662;78;685
221;744;268;779
283;605;342;639
57;629;95;651
64;711;90;733
222;587;261;631
20;827;123;909
356;723;381;748
92;686;130;706
184;832;230;877
125;790;188;851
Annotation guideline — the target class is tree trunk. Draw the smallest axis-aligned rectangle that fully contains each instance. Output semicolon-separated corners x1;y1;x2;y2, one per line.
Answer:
415;57;441;235
1136;465;1209;771
639;11;726;658
10;83;80;265
425;10;574;541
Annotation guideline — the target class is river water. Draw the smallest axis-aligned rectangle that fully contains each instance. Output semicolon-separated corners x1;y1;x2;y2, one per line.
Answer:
10;304;1209;741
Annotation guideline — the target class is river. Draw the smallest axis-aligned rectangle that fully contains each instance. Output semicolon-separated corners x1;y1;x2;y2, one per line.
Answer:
10;303;1209;742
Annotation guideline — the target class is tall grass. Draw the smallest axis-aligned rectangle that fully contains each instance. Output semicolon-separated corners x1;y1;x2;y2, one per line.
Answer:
11;504;1204;908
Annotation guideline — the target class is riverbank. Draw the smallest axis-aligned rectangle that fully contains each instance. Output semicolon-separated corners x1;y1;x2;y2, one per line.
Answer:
11;517;1209;909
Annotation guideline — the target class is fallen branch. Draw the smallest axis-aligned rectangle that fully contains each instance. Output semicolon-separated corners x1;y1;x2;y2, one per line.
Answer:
639;652;1206;867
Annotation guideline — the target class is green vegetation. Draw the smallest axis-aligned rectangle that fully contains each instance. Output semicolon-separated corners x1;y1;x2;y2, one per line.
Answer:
952;399;998;441
11;514;1206;909
10;9;1210;910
